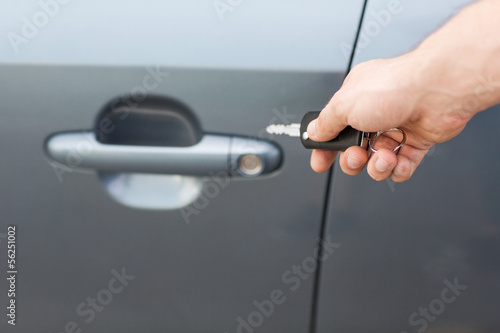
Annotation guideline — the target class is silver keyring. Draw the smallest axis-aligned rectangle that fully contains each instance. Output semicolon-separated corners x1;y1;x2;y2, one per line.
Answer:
369;128;406;154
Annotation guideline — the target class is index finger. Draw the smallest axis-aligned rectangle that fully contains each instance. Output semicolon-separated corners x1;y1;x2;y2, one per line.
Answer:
307;95;348;142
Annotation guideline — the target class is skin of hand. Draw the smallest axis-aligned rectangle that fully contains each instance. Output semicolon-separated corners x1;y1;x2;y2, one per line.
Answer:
307;0;500;182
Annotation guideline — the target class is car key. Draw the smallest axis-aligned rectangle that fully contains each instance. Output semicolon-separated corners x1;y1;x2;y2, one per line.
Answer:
266;111;406;152
266;111;369;151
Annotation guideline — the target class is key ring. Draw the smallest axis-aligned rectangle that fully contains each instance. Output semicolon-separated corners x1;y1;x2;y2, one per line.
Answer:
369;128;406;154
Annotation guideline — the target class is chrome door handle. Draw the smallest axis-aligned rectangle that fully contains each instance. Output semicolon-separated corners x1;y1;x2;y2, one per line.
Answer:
46;131;282;177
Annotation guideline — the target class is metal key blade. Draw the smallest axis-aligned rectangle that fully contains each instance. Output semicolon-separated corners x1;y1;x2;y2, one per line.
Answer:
265;123;301;137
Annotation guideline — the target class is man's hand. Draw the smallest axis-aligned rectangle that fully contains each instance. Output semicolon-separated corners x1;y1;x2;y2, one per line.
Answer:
308;0;500;182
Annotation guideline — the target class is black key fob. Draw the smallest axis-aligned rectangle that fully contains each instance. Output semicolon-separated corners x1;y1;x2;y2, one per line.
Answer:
300;111;367;151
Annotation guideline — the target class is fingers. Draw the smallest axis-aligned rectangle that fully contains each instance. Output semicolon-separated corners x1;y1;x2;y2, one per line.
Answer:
313;144;431;182
312;147;399;180
310;149;338;173
365;133;402;181
389;154;415;183
307;95;348;142
365;145;430;182
390;146;429;182
338;147;369;176
366;148;399;181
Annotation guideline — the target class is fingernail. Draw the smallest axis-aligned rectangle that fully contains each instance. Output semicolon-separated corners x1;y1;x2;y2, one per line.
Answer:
307;120;317;140
375;158;391;172
346;155;363;169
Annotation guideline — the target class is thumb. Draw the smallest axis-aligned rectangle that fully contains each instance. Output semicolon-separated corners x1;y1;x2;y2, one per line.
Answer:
307;102;348;142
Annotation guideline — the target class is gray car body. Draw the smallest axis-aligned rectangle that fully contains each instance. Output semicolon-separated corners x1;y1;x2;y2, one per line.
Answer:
1;1;499;333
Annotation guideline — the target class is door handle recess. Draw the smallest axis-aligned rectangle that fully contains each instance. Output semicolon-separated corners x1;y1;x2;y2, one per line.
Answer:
46;131;282;177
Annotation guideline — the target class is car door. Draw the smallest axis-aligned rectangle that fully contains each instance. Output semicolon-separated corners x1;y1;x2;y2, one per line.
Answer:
317;0;500;332
0;1;365;332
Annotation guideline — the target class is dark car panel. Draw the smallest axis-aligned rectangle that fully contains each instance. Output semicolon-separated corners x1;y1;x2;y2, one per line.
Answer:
0;1;365;332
